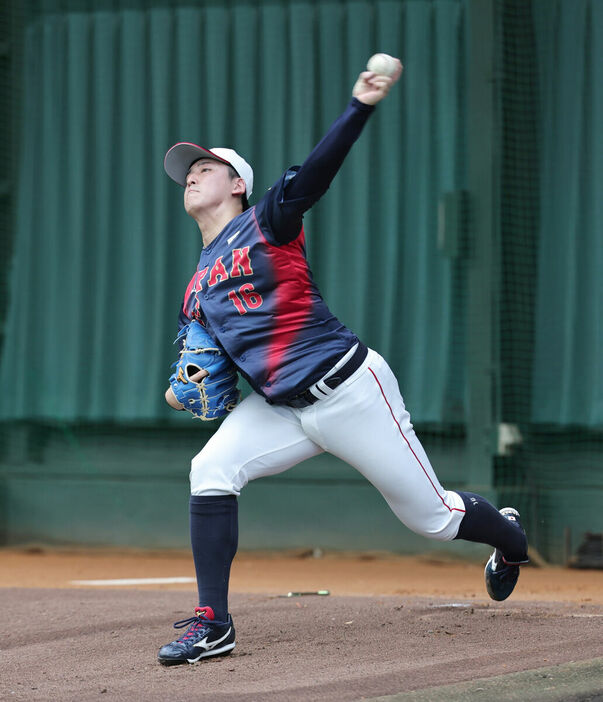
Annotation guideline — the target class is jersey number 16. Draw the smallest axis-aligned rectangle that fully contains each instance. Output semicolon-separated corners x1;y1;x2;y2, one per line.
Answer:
228;283;263;315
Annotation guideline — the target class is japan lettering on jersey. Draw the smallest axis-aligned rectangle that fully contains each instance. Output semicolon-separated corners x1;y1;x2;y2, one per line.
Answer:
183;247;255;321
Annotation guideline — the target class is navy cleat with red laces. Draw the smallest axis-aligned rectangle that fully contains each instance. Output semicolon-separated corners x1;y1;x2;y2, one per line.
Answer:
484;507;529;601
158;606;235;666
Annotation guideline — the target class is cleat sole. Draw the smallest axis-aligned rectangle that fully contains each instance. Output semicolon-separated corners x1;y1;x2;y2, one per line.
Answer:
158;641;236;666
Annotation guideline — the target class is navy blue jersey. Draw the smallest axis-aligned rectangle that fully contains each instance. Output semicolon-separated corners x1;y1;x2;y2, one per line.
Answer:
179;98;375;402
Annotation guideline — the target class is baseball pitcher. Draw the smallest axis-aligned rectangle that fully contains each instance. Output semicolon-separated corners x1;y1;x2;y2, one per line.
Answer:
157;58;528;666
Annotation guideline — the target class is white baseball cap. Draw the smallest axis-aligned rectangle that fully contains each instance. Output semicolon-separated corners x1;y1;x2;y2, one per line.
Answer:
164;143;254;198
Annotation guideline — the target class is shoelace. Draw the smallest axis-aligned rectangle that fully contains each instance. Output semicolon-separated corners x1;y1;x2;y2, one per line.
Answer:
172;610;212;642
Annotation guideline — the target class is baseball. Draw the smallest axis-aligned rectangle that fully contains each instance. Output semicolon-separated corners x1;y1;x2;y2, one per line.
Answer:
366;53;398;77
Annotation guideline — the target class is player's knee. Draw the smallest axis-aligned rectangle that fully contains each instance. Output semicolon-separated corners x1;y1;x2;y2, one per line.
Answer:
189;452;242;496
397;505;463;543
418;521;459;542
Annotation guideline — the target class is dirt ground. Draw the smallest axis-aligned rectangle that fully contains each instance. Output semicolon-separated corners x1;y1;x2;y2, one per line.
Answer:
1;547;602;602
2;548;603;701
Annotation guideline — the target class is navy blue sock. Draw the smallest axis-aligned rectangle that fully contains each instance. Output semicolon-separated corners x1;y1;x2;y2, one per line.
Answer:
454;492;528;562
189;495;238;622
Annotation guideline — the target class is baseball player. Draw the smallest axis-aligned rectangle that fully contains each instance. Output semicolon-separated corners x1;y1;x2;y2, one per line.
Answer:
157;59;528;666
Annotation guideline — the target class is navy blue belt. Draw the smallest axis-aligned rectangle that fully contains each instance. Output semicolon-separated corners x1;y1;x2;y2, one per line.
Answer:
284;343;368;409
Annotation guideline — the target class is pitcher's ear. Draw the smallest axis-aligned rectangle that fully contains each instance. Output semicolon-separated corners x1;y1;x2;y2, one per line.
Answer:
232;177;246;197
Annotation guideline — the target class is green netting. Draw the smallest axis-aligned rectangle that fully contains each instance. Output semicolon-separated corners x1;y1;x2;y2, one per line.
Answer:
497;0;603;564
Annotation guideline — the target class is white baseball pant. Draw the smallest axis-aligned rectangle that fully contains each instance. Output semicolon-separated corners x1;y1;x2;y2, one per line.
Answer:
190;347;466;541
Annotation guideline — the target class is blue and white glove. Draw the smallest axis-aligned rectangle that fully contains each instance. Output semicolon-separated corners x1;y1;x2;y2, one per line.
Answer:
169;320;240;420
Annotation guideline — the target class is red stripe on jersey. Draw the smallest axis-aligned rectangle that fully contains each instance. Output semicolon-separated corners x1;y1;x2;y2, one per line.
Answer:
368;367;466;515
182;268;207;318
252;212;312;383
182;271;198;318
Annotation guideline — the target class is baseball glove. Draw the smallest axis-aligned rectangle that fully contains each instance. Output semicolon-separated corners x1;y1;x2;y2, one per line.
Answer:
169;320;240;420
